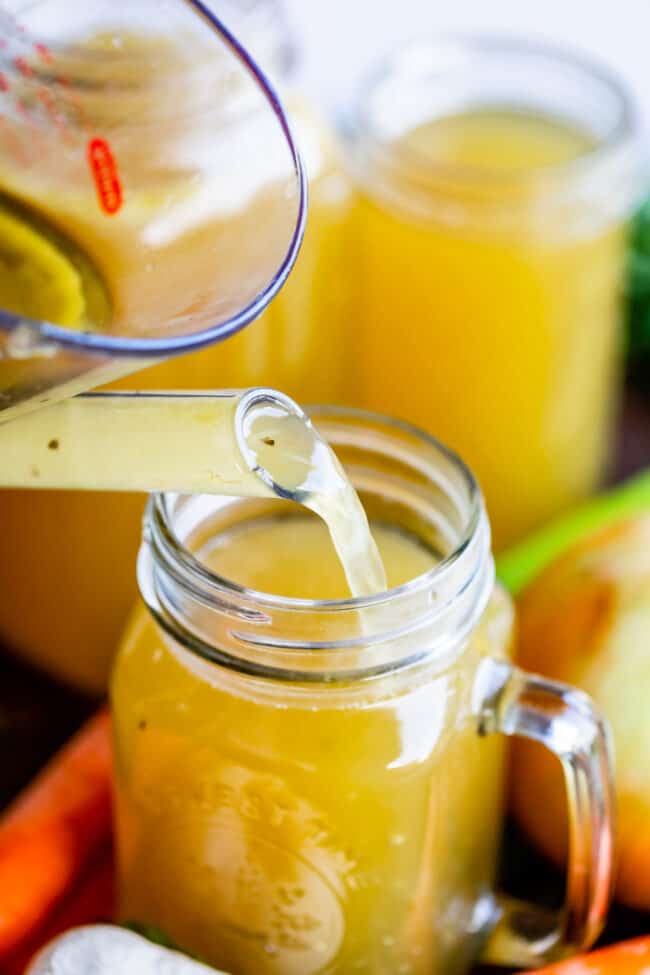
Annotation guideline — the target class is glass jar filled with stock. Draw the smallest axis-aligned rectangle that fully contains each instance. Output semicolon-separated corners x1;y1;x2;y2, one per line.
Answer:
344;36;643;549
112;407;613;975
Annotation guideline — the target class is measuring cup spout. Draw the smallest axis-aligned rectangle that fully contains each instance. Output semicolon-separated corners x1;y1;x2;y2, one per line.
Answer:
0;388;309;496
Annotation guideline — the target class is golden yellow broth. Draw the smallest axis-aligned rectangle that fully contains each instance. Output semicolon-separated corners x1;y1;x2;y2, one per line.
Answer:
112;515;513;974
347;110;626;549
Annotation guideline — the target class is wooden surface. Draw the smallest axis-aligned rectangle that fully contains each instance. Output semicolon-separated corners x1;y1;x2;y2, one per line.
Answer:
1;387;649;957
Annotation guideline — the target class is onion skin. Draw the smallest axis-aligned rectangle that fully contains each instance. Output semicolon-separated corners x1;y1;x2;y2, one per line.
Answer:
511;515;650;910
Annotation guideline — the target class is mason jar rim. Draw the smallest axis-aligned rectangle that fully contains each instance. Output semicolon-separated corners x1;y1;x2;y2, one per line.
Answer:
346;32;642;189
146;404;487;613
138;406;495;682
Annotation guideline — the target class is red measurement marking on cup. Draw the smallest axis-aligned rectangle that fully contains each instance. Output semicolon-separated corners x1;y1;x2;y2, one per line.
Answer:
0;117;28;165
34;42;53;64
87;137;123;215
14;56;33;78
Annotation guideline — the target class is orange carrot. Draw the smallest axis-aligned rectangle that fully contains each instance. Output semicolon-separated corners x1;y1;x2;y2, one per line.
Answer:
3;845;115;975
0;709;113;959
524;939;650;975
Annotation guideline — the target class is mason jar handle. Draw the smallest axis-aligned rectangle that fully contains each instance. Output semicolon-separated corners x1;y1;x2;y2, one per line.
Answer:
474;658;615;969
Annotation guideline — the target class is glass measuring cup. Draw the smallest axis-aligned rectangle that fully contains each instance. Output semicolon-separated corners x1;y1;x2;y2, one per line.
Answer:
0;0;307;420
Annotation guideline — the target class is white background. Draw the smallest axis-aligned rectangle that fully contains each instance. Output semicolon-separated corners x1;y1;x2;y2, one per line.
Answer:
283;0;650;138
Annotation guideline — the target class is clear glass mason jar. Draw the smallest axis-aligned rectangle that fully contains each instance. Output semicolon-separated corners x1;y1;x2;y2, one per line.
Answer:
0;0;350;692
343;36;645;550
111;408;613;975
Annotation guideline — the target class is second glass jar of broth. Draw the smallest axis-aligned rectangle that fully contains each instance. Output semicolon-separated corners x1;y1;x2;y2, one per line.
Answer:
345;36;643;549
0;0;349;692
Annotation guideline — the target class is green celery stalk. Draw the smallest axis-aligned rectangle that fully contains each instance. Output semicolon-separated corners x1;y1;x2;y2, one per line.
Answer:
495;468;650;595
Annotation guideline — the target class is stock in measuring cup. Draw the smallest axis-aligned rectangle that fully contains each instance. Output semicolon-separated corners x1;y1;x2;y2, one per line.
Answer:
0;0;307;420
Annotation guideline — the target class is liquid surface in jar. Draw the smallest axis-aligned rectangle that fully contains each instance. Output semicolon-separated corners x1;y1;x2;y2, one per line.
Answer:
112;509;513;975
201;513;434;599
349;107;626;549
401;108;595;170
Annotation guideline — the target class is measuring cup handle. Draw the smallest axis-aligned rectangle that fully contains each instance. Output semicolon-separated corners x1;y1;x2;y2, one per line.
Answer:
474;658;615;969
